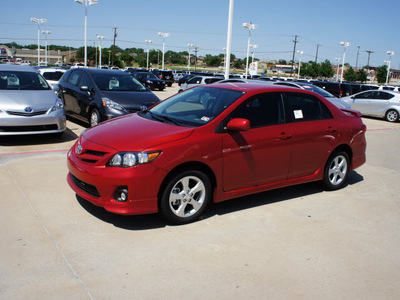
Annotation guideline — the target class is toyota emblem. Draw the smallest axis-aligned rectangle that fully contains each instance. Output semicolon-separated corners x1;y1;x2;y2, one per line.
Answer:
24;107;33;113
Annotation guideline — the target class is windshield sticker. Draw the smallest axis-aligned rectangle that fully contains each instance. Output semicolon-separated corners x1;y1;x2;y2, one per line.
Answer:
294;110;303;119
201;116;210;122
8;76;19;85
109;79;119;89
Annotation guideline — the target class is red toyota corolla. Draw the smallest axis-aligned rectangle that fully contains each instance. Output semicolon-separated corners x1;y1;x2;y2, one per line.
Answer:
67;83;366;224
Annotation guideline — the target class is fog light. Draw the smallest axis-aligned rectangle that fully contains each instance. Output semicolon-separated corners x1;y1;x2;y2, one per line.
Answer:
114;187;128;202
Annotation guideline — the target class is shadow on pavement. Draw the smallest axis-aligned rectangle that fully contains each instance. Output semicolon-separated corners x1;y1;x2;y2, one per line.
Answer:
76;171;364;230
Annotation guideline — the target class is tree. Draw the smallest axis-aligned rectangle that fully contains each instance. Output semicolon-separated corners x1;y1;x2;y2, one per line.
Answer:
343;66;358;82
376;65;388;84
320;60;334;78
204;54;222;67
357;69;368;83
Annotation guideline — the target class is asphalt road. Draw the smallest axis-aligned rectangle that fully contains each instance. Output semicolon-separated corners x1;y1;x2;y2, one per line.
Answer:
1;85;400;299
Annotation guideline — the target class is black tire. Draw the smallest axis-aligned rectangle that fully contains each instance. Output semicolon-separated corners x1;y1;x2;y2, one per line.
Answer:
159;87;164;91
89;108;100;127
168;83;172;87
385;109;399;122
160;169;212;224
322;151;350;191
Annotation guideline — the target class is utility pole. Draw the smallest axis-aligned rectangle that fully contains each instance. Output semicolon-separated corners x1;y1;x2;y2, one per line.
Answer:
194;46;199;71
315;44;320;63
355;45;360;69
112;27;117;66
290;35;298;76
365;50;373;69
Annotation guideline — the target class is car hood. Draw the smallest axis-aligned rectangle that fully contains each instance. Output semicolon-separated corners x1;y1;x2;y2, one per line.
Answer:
101;90;160;109
0;90;58;111
83;113;195;151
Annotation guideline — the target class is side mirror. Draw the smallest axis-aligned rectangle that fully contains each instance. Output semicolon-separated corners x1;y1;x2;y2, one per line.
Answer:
226;118;250;131
80;85;89;92
52;85;60;92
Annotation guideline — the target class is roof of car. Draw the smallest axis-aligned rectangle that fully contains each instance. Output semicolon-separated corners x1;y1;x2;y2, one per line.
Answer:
209;82;309;94
0;64;38;73
68;68;128;75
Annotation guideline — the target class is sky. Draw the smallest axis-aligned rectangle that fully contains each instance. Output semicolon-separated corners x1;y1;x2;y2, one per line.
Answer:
1;0;399;69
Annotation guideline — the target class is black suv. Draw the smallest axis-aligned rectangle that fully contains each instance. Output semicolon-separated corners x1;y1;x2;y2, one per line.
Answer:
131;72;166;91
311;80;352;98
151;69;174;87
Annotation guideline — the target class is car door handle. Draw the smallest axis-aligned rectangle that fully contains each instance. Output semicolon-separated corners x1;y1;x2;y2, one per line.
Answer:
327;126;337;133
278;132;292;140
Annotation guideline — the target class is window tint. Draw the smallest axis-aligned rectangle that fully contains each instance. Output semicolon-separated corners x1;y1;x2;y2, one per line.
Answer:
67;70;81;86
79;72;93;89
188;77;202;84
286;93;331;122
355;91;375;99
375;91;394;100
229;93;284;128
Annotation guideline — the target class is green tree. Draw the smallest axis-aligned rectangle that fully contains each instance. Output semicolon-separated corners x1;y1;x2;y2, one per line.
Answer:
343;66;358;82
376;65;388;84
320;60;334;78
357;69;368;83
204;54;222;67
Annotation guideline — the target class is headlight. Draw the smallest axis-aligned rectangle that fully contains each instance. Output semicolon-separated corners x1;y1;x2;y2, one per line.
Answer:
102;97;124;111
108;151;161;168
146;80;152;84
50;98;64;112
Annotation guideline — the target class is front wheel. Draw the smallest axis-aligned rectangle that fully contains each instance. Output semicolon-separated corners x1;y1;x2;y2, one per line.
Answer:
385;109;399;122
89;108;100;127
322;151;350;191
160;169;212;224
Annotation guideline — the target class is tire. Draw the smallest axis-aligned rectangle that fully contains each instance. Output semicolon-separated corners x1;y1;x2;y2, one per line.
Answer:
385;109;399;122
322;151;350;191
159;87;164;91
89;108;100;127
160;169;212;224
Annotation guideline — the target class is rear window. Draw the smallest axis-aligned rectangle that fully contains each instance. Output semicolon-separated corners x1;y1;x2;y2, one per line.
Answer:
42;71;65;81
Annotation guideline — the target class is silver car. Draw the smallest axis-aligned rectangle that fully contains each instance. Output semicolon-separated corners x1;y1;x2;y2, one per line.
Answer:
342;90;400;122
0;64;66;136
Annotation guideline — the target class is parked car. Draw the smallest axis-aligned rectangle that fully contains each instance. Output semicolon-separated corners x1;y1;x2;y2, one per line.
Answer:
179;76;223;92
178;74;195;86
0;64;66;136
38;67;66;89
131;72;166;91
57;68;160;127
273;81;351;109
67;83;366;224
342;90;400;122
151;69;174;87
311;81;352;98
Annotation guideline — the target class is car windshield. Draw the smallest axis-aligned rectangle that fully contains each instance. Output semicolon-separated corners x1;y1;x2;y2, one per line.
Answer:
303;85;335;98
92;74;147;91
140;86;244;127
0;71;50;90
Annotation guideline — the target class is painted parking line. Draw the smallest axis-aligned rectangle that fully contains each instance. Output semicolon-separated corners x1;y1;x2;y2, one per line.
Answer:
367;127;400;131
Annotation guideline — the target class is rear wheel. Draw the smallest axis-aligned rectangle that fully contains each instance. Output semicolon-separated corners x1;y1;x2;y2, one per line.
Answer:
385;109;399;122
160;169;212;224
89;108;100;127
322;151;350;191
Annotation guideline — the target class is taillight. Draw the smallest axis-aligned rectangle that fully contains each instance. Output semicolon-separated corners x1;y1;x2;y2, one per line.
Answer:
159;75;162;79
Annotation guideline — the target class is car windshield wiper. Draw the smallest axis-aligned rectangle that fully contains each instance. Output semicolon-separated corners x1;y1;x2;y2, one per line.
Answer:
144;110;182;126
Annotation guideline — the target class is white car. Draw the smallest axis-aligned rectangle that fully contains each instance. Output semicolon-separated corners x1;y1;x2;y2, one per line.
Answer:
38;68;66;90
179;76;223;92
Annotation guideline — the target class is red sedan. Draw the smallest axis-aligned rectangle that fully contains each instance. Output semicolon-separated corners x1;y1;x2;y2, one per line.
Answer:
67;83;366;224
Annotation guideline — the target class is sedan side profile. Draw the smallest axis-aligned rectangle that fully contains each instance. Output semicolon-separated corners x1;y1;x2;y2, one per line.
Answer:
58;68;160;127
342;90;400;122
67;84;367;224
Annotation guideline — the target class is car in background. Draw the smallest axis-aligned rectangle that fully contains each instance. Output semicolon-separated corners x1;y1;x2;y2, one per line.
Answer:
131;72;166;91
273;81;351;109
57;68;160;127
151;69;174;87
311;81;352;98
38;68;66;89
67;83;366;224
179;76;223;92
342;90;400;122
178;74;195;86
0;64;66;136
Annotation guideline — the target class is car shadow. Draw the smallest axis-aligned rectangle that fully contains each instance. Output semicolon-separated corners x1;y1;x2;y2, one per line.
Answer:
76;171;364;230
0;127;78;146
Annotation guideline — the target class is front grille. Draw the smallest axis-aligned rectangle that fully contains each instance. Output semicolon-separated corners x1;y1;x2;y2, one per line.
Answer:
0;124;58;132
70;174;100;198
77;149;108;164
7;110;48;117
85;150;106;157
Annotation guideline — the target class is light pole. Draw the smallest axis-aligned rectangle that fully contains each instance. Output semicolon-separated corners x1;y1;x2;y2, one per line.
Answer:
340;41;350;83
158;32;170;70
335;57;342;81
225;0;234;79
145;40;153;69
243;22;258;79
74;0;98;67
96;34;105;68
385;51;395;86
42;30;51;65
249;44;258;76
187;43;194;71
297;50;303;78
31;17;46;65
108;50;111;66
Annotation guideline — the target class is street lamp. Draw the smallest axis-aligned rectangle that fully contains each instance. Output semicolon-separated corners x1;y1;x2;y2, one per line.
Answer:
187;43;194;71
145;40;153;70
74;0;98;67
96;34;106;68
385;51;395;86
158;32;170;70
297;50;303;78
243;22;258;79
224;0;234;79
340;41;350;83
335;57;342;81
42;30;51;65
249;44;258;76
31;17;46;65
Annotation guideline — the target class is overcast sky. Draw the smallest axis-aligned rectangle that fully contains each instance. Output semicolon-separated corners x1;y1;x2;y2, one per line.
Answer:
1;0;399;68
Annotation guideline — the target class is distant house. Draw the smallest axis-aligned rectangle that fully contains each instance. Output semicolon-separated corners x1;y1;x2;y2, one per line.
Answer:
0;44;69;64
272;64;295;74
